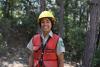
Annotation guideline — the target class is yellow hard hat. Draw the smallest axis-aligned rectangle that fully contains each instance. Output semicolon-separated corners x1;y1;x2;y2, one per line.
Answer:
38;11;55;24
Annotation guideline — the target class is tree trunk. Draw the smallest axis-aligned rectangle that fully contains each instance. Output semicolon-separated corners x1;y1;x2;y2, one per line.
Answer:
3;0;10;18
37;0;46;33
40;0;46;12
56;0;64;37
82;0;100;67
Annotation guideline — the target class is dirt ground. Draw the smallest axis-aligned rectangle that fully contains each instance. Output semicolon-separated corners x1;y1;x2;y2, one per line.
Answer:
0;61;75;67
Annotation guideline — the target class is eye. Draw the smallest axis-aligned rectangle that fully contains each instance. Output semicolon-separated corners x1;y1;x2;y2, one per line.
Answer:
41;21;44;23
46;19;51;23
40;18;51;23
46;21;49;23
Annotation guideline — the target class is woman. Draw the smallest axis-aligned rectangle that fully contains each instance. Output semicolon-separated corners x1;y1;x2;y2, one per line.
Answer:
27;11;65;67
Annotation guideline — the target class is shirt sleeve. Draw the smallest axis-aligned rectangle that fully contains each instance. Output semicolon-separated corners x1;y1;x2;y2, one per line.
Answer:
27;38;33;52
57;37;65;55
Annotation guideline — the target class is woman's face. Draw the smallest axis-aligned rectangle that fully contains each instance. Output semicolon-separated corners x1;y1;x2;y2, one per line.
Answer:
40;18;52;33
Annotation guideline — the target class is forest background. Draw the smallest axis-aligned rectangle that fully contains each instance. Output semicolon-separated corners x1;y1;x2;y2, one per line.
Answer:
0;0;100;67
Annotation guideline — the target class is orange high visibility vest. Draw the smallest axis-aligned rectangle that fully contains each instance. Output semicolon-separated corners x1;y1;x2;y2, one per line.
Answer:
32;34;59;67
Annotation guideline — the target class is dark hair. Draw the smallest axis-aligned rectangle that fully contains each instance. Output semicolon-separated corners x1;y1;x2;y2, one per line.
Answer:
39;17;54;28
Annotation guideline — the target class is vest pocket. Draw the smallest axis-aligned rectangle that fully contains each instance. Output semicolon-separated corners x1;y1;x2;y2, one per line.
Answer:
44;61;58;67
33;46;40;51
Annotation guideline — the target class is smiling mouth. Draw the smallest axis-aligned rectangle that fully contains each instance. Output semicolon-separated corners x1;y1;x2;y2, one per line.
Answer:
43;26;48;28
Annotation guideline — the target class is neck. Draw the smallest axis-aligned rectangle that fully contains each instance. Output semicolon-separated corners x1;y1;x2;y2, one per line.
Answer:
43;31;50;37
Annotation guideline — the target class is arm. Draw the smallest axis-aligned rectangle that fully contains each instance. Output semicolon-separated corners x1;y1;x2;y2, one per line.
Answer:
58;53;64;67
57;37;65;67
27;39;33;67
28;52;33;67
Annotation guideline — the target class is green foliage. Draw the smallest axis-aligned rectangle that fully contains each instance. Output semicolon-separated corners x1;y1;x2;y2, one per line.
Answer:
64;0;88;62
0;0;38;50
0;0;100;66
0;33;7;56
92;44;100;67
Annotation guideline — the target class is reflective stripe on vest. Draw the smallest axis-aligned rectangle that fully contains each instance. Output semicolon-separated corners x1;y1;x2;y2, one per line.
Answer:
32;34;59;67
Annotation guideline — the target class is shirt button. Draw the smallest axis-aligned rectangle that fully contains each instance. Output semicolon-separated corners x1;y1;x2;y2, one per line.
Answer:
42;53;44;55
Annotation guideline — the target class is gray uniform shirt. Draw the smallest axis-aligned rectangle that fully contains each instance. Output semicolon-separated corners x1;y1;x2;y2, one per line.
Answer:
27;31;65;55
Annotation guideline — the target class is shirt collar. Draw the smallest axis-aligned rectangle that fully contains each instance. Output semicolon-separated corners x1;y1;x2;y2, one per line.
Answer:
49;31;53;37
41;31;53;38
